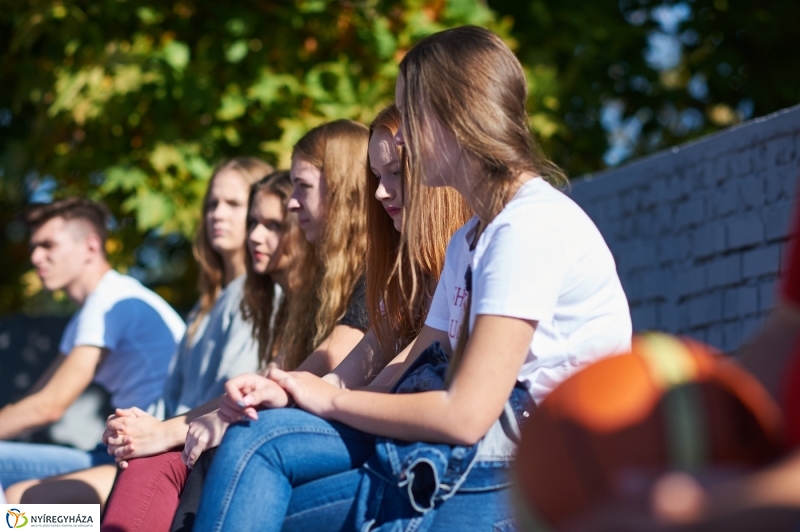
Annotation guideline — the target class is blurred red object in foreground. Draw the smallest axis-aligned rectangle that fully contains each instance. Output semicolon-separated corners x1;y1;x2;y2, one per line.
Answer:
513;333;784;530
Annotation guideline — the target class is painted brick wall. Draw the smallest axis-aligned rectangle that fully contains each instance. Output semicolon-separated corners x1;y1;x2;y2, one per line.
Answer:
570;105;800;353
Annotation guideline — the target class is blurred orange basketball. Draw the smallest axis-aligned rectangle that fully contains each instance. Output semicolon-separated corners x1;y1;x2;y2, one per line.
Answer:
513;333;784;530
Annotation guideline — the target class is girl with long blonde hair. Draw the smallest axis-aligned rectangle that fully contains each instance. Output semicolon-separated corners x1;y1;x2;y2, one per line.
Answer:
195;25;632;532
100;121;375;532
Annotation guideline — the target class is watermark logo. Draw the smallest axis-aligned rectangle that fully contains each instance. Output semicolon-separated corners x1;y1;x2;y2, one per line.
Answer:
2;505;98;531
5;509;27;529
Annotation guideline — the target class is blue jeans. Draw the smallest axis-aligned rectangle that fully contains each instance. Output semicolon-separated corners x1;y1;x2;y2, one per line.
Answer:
0;441;115;486
193;409;516;532
194;407;374;532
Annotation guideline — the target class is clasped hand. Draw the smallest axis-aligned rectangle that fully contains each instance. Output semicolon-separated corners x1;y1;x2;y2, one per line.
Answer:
102;407;167;469
219;369;344;423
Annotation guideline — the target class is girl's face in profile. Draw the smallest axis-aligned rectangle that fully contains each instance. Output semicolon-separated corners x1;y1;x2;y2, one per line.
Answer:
247;191;288;275
369;126;404;232
288;157;326;243
394;74;461;190
205;169;250;255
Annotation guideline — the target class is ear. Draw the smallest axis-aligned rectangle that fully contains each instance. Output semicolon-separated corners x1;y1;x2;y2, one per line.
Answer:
84;233;105;259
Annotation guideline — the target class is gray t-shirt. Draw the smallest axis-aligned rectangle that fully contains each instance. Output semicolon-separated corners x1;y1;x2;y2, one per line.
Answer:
152;275;260;419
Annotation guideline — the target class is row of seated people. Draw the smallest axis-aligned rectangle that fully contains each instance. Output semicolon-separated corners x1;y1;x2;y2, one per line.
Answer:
1;25;798;531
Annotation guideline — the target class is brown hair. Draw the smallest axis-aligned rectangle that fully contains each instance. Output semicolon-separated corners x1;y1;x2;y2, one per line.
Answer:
191;157;274;339
366;104;472;362
280;120;370;370
397;26;568;383
23;198;110;247
241;170;314;369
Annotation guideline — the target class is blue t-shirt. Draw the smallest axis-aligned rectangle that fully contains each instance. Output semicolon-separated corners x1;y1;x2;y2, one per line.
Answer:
59;270;185;410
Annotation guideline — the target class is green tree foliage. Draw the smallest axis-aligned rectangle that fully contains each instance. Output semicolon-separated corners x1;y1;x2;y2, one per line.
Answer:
492;0;800;173
1;0;798;314
0;0;519;313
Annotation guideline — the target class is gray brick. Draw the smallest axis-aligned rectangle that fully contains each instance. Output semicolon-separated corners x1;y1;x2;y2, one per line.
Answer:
641;180;666;209
768;134;796;167
659;302;681;332
723;285;759;319
764;200;793;241
663;176;687;203
688;292;722;327
723;321;742;353
706;255;741;288
623;271;644;305
620;190;639;215
604;195;621;219
732;148;756;177
679;166;708;196
688;329;708;345
675;197;705;229
759;279;778;312
676;267;706;298
631;304;658;332
726;215;764;249
752;143;770;173
693;222;726;259
708;181;738;217
764;170;796;203
655;206;674;234
706;324;724;350
658;235;691;263
739;178;766;209
611;221;630;242
742;245;781;278
714;156;733;183
694;160;715;189
641;268;673;300
764;170;783;203
633;211;658;239
625;241;659;270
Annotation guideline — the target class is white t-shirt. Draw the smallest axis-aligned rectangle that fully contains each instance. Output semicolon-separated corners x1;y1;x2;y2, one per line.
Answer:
425;178;632;404
59;270;186;410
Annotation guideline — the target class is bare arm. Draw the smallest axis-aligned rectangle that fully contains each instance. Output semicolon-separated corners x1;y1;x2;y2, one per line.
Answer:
26;355;65;395
296;324;366;376
325;327;385;389
275;315;534;446
0;346;103;439
364;327;435;392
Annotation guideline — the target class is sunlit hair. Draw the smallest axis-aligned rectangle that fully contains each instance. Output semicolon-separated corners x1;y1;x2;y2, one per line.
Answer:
281;120;370;370
23;197;110;248
366;104;472;362
191;157;274;340
398;26;568;382
241;170;314;369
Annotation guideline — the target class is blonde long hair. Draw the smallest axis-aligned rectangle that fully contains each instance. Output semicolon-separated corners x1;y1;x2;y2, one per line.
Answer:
241;171;314;368
280;120;370;370
366;104;471;361
191;157;275;339
397;26;568;382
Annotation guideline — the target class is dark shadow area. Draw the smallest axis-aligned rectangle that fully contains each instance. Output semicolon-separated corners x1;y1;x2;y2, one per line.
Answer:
0;313;112;447
19;478;104;506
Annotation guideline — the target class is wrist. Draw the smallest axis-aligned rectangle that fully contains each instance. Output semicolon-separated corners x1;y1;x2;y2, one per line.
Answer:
325;388;349;418
165;417;189;447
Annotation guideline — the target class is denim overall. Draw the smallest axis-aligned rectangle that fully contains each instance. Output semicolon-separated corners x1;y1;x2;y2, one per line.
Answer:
354;341;532;532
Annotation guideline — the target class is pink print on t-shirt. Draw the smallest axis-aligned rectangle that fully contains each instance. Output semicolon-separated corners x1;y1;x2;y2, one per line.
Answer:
448;285;469;340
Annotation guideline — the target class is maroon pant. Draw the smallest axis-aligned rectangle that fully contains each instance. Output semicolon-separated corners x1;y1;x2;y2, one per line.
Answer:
102;451;189;532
